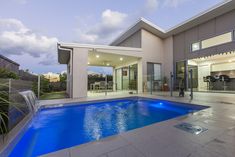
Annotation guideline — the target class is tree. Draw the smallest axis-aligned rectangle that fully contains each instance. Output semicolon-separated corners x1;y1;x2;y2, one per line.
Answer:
59;73;67;90
0;68;19;79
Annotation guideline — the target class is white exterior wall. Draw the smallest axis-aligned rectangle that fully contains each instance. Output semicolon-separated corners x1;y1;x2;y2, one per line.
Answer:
72;48;88;98
141;29;165;76
141;29;165;65
163;36;174;79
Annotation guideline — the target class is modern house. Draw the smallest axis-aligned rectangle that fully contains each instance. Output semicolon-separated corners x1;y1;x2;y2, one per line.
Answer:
58;0;235;98
43;72;60;82
0;54;20;74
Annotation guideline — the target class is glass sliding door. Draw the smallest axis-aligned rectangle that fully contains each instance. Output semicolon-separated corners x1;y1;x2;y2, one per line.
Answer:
176;61;187;90
115;64;138;91
116;68;122;90
129;64;138;90
188;65;198;89
147;62;162;92
122;67;129;90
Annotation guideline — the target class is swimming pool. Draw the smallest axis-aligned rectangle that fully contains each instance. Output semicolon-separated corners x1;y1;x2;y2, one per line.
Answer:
9;97;208;157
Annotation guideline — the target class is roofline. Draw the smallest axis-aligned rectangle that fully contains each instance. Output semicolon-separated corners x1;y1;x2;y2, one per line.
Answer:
166;0;232;32
110;0;234;45
0;54;20;66
58;42;142;52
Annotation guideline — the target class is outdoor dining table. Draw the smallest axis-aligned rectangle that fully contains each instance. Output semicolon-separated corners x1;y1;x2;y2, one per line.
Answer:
90;82;101;91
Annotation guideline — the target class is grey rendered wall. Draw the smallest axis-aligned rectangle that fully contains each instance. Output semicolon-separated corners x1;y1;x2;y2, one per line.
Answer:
173;9;235;62
118;30;141;48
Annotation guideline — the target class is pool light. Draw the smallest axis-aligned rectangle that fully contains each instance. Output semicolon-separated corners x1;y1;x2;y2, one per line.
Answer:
120;57;123;61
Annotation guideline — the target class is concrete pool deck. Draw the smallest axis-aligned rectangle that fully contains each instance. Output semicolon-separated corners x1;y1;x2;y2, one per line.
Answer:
39;92;235;157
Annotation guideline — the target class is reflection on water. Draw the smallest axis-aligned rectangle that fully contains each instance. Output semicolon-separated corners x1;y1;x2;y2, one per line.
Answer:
83;101;134;140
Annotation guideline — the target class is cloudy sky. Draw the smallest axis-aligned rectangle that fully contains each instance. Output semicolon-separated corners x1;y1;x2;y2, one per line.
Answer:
0;0;225;74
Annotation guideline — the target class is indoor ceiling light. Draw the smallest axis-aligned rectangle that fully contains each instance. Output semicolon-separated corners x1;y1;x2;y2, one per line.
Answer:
228;60;232;63
96;55;99;58
120;57;123;61
106;63;110;66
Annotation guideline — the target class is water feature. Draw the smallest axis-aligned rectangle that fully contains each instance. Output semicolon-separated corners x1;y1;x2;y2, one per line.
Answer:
19;90;38;113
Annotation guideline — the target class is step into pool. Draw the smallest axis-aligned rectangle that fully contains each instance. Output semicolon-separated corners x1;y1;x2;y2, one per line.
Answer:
8;97;208;157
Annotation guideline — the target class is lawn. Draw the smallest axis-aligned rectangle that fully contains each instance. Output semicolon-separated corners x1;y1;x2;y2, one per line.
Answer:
40;91;67;100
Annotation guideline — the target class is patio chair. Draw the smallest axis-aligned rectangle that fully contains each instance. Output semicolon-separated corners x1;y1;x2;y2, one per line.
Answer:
99;81;106;91
108;81;113;90
93;82;100;91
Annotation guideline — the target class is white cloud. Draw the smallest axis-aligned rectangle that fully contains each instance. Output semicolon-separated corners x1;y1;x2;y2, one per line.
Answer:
163;0;190;8
0;18;58;65
101;9;127;28
145;0;190;10
145;0;159;12
75;0;191;44
75;9;128;44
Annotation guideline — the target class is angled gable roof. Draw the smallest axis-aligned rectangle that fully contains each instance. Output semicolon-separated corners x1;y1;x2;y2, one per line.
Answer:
110;0;235;46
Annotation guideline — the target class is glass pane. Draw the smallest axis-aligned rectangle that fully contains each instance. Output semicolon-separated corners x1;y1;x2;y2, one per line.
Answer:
122;67;129;90
147;63;162;92
129;64;137;90
191;42;200;51
201;32;232;49
147;63;154;81
154;64;161;80
116;69;122;90
188;65;198;89
176;61;186;89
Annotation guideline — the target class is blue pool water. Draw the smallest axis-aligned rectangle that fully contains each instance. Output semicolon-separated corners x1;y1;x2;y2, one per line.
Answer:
9;98;207;157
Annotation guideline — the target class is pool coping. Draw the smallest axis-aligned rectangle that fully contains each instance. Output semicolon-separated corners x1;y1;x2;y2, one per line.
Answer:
40;95;210;111
39;94;234;157
0;112;33;157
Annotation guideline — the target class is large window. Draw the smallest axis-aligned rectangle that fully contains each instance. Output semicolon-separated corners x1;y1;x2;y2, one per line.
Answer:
115;64;137;91
191;32;233;52
176;61;186;89
192;42;200;51
201;32;232;49
147;63;161;81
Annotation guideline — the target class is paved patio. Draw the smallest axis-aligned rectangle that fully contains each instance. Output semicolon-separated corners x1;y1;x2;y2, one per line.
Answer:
39;92;235;157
